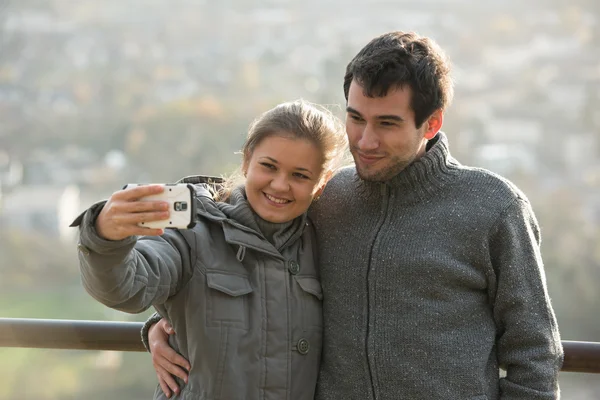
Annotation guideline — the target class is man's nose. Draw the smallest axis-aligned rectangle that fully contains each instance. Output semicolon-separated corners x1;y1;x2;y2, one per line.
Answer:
357;125;379;151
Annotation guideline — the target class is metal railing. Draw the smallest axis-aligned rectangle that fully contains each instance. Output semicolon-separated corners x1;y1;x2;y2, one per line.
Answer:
0;318;145;352
1;318;599;374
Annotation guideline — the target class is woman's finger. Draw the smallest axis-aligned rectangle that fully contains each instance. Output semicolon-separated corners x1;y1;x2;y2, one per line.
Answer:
114;211;170;225
131;227;165;236
117;199;170;214
120;184;165;200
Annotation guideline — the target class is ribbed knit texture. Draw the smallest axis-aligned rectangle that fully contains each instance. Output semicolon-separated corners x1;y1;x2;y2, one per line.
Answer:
310;132;563;400
216;185;304;251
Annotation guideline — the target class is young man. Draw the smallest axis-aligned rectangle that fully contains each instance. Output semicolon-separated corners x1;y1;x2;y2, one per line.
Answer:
145;31;563;399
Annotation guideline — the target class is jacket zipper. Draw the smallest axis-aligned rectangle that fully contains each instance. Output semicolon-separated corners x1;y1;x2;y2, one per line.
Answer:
364;183;390;400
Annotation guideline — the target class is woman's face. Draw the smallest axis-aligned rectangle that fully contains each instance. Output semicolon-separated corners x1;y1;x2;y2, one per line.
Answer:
244;134;325;223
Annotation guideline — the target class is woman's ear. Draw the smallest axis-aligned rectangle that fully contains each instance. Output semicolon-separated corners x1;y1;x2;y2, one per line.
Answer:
314;170;333;199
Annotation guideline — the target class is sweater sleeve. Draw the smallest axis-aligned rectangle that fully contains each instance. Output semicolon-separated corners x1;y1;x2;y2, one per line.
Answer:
74;202;195;314
141;311;164;352
489;198;563;399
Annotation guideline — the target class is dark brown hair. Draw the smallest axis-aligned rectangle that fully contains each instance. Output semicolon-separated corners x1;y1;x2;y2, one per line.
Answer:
343;31;454;128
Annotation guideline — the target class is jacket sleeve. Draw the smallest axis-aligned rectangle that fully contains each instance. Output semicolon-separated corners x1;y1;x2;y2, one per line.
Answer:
74;202;195;314
489;198;563;399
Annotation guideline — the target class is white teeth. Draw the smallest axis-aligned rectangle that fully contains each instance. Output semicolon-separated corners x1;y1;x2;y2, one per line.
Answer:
265;193;289;204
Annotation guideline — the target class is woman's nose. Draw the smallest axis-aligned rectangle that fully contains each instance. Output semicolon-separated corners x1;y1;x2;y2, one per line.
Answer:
270;174;290;192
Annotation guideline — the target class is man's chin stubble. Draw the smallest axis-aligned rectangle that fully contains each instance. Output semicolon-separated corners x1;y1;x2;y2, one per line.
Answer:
357;162;409;182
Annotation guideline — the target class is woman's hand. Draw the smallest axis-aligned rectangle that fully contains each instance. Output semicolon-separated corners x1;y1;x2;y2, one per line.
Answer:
95;185;169;240
149;318;191;398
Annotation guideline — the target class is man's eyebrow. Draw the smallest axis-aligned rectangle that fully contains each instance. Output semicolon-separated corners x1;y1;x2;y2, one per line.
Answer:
346;106;362;116
260;156;314;175
346;106;404;122
377;114;404;122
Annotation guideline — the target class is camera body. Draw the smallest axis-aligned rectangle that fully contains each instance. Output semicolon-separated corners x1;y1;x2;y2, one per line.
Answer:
123;183;196;229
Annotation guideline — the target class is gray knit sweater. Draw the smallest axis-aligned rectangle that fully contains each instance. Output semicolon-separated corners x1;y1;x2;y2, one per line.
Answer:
309;132;563;400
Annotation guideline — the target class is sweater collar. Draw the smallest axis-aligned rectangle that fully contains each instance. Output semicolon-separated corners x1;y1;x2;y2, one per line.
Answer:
360;132;460;202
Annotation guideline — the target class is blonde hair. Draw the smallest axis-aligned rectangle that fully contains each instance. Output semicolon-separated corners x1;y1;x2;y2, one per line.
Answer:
216;99;349;201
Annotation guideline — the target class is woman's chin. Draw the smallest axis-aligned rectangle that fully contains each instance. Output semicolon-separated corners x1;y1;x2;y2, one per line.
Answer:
255;209;298;224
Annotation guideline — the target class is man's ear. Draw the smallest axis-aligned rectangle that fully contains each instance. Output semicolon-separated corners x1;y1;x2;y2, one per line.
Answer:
424;109;443;140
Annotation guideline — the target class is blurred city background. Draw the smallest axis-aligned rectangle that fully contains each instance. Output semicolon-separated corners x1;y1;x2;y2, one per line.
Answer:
1;0;599;398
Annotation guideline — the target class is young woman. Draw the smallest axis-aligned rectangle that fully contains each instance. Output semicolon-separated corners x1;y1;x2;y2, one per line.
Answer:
72;99;348;400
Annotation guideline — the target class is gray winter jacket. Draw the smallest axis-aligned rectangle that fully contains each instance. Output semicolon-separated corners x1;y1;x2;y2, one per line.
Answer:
73;177;323;400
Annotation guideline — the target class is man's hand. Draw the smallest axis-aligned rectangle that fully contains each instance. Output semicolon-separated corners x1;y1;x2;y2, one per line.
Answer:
149;318;191;398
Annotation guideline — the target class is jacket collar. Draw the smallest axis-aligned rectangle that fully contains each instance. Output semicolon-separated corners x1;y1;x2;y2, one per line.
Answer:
179;175;304;258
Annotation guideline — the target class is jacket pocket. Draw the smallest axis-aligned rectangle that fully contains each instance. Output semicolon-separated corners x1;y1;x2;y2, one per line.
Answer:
294;276;323;329
205;271;253;330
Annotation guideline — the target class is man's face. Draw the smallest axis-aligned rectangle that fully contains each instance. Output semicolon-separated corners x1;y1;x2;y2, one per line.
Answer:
345;80;439;182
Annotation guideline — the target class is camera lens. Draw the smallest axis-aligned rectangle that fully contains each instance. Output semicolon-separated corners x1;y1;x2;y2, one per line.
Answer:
174;201;188;211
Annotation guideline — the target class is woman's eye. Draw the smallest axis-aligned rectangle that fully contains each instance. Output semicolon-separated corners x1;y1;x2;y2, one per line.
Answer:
293;173;309;179
260;163;276;170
